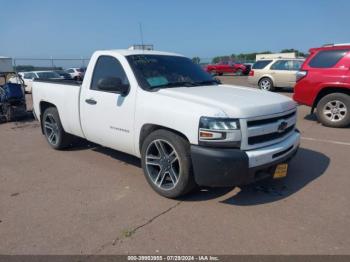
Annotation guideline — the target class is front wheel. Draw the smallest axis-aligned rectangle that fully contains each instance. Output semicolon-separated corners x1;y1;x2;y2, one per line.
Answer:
316;93;350;128
141;129;197;198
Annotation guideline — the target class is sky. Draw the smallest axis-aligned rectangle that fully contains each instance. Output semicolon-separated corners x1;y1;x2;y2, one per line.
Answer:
1;0;349;61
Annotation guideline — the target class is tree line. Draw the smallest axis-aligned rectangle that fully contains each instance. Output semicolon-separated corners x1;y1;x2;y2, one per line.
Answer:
192;49;308;64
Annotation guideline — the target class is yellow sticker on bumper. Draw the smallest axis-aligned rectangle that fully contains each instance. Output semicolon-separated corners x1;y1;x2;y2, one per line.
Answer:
273;163;288;179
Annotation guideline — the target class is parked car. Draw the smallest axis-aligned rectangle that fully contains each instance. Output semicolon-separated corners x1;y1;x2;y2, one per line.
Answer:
54;70;72;80
248;58;304;91
294;43;350;128
65;67;85;80
205;61;248;76
10;71;61;93
32;49;300;198
243;63;254;75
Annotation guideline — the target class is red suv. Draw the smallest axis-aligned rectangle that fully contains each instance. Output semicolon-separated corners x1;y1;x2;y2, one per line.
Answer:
294;44;350;127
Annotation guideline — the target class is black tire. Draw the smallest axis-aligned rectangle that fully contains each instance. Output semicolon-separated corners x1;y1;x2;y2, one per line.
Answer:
218;72;223;76
316;93;350;128
141;129;197;198
259;77;275;91
42;107;74;149
6;106;15;122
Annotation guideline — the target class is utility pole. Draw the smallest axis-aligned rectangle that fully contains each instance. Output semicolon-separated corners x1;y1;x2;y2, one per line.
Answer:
139;22;144;49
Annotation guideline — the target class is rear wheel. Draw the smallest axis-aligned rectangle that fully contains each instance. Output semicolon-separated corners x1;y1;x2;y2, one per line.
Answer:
141;129;197;198
316;93;350;128
6;106;15;122
259;77;275;91
42;107;74;149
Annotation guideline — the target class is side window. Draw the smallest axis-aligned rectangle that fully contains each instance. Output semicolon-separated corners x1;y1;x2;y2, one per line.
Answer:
270;60;289;70
90;56;129;91
24;73;36;79
291;60;303;70
23;73;31;79
67;69;74;73
308;49;349;68
252;60;272;69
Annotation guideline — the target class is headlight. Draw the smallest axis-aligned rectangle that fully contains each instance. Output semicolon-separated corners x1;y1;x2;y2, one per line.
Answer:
198;117;241;148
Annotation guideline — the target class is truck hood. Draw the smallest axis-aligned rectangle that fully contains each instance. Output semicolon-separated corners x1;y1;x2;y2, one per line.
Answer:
157;84;296;118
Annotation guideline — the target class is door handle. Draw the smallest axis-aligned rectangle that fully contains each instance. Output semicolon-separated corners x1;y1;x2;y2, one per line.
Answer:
85;98;97;105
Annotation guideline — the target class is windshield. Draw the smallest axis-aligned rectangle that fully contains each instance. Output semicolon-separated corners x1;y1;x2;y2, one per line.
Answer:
37;72;60;79
127;55;217;90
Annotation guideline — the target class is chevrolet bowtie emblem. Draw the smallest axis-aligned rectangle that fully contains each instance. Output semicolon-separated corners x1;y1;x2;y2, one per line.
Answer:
277;121;288;133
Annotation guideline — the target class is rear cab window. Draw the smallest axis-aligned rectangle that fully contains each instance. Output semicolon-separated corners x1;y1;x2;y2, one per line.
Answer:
252;60;272;69
308;49;349;68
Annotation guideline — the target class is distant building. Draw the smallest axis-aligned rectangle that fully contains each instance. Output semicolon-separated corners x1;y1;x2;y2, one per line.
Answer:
256;52;296;61
128;44;154;51
0;56;14;73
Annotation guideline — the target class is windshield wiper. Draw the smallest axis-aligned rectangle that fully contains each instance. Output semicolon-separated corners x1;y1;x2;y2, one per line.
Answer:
155;81;198;88
154;79;219;89
191;80;219;86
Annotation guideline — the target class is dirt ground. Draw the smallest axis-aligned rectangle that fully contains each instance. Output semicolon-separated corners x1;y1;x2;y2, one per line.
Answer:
0;76;349;255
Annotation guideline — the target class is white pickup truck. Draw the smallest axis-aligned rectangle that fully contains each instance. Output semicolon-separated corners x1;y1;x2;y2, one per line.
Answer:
32;49;300;198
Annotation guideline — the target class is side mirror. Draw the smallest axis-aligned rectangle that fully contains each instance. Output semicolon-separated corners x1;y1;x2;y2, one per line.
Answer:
97;77;130;96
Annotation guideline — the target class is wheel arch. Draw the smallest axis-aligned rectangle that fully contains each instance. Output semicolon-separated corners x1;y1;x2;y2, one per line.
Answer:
312;87;350;112
139;124;190;154
39;101;57;134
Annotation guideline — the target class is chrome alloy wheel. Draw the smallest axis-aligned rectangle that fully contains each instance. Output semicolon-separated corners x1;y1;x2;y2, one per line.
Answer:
44;114;60;146
145;139;180;190
260;79;271;90
323;100;347;122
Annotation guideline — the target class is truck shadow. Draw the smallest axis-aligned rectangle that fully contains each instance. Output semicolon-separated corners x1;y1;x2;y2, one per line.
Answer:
65;141;329;205
181;148;329;205
93;146;142;167
66;141;142;167
220;147;329;206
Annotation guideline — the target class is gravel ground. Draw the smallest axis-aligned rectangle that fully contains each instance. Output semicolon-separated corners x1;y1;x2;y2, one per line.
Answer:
0;76;349;255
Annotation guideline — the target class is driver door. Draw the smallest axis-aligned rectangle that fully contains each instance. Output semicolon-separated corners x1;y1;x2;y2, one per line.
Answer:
80;55;137;155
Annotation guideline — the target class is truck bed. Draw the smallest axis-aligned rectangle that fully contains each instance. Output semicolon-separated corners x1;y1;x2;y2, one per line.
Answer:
32;79;85;138
34;78;82;86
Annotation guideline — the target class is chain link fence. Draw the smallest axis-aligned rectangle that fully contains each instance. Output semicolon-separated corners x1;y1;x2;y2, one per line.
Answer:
13;58;90;72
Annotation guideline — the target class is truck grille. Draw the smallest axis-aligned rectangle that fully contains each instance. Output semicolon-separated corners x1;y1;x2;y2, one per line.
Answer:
247;111;296;127
248;125;295;145
242;110;297;149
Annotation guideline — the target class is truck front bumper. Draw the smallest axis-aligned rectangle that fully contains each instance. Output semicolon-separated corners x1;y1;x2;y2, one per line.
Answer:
191;131;300;187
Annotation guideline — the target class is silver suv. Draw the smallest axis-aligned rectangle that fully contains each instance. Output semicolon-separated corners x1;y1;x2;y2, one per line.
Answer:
248;58;304;91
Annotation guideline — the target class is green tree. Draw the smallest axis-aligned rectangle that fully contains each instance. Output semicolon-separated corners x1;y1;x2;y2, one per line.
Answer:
280;48;307;57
